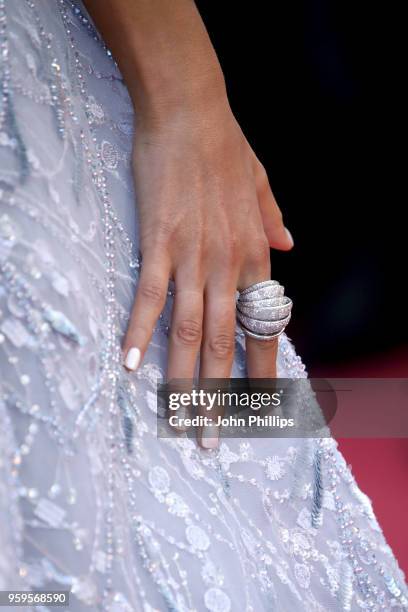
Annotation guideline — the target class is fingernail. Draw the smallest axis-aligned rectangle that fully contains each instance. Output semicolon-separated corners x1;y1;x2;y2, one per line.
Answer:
284;227;294;247
172;406;189;432
201;424;219;449
124;347;141;371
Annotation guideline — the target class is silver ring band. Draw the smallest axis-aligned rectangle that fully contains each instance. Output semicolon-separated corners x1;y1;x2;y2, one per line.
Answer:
237;296;292;321
238;284;284;302
239;280;280;296
236;280;292;341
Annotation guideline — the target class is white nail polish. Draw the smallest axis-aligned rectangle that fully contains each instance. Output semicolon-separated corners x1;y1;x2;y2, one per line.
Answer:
285;227;294;247
172;406;189;432
124;347;141;371
201;424;219;449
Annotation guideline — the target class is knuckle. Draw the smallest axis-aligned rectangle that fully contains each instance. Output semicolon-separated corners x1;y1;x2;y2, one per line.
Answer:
183;248;207;279
223;235;240;267
174;319;202;346
142;220;175;252
258;162;268;180
139;281;166;305
207;332;235;359
257;163;270;190
155;220;175;244
247;236;270;269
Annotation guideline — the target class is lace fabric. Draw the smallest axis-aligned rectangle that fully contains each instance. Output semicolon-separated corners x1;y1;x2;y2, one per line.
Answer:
0;1;407;610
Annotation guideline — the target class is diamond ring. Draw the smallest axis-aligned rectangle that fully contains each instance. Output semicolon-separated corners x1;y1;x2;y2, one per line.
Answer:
236;280;293;341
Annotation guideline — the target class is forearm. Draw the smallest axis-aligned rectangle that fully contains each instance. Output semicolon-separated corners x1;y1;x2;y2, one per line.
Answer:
83;0;227;125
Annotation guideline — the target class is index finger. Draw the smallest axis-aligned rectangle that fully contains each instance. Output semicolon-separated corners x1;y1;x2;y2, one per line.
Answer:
122;249;171;371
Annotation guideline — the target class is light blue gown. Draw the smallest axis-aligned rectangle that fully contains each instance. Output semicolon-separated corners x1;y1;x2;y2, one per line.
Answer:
0;1;407;610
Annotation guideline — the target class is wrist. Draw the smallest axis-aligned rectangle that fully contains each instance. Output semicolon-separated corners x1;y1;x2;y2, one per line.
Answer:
130;62;228;130
83;0;229;129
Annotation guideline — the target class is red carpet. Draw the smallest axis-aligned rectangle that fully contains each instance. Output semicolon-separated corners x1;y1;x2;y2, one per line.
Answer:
310;346;408;578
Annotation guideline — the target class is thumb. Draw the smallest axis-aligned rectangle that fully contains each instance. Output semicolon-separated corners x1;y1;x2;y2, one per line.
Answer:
252;158;294;250
258;189;294;251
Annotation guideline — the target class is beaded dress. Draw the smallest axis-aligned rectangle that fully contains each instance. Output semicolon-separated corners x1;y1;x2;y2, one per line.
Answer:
0;2;407;611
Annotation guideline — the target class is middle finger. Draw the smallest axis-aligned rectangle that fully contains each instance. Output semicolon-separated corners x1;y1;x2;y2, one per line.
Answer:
198;275;237;448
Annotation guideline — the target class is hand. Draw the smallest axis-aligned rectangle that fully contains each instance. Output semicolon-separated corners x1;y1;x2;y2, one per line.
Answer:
122;99;293;448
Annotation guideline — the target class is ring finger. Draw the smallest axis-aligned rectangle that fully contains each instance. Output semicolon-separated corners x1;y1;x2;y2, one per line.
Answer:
238;241;278;379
